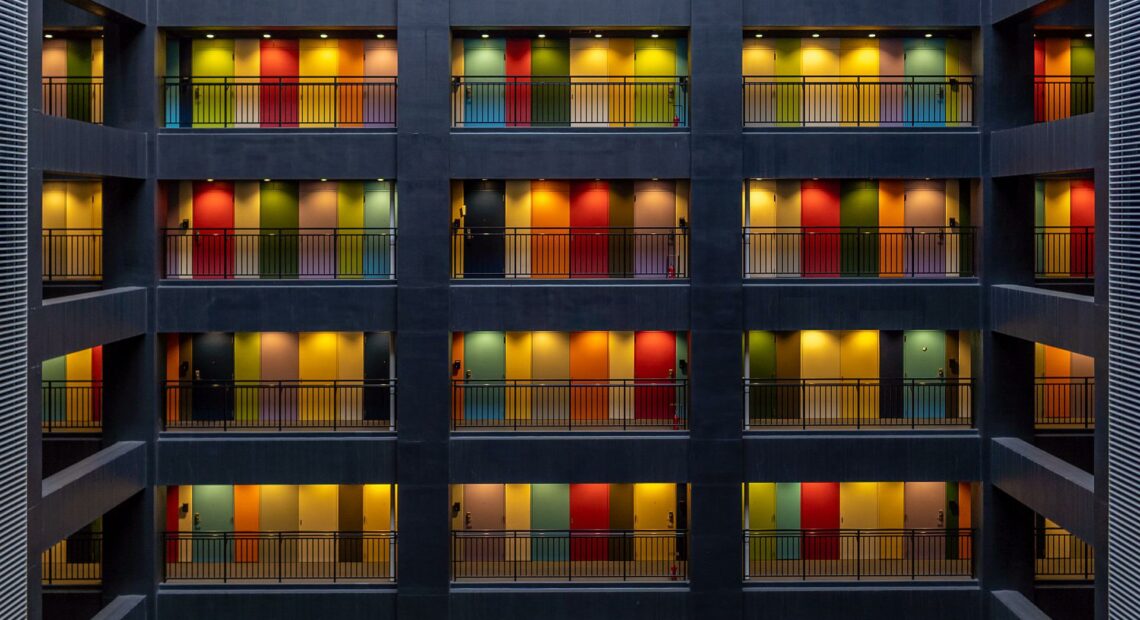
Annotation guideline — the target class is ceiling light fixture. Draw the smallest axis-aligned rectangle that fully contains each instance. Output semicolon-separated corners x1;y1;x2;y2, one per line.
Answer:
319;33;329;39
537;33;546;39
263;33;271;39
481;33;490;39
377;34;385;39
377;178;385;182
207;178;214;182
925;33;933;38
1085;33;1093;38
755;33;763;38
44;34;53;39
263;178;271;182
320;178;328;182
811;33;821;38
205;33;215;39
651;33;660;38
868;33;877;38
595;33;603;38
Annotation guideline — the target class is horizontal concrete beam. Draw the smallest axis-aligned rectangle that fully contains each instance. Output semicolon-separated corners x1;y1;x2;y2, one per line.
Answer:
451;132;690;180
156;0;395;27
451;283;690;331
744;131;981;179
32;287;148;362
744;282;982;330
91;595;147;620
743;585;981;620
156;284;396;333
990;114;1098;177
990;590;1051;620
156;132;397;180
745;433;980;482
39;441;146;550
450;0;691;26
992;437;1095;543
990;285;1099;357
157;589;396;620
36;115;148;178
991;0;1070;25
745;0;979;26
157;435;396;484
451;588;689;620
450;436;689;482
59;0;146;24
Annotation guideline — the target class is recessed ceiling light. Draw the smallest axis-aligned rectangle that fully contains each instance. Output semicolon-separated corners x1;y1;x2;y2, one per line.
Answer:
481;33;489;39
206;178;214;182
868;33;877;38
320;178;328;182
537;33;546;39
651;33;660;38
263;34;271;39
755;33;763;38
377;34;385;39
811;33;820;38
1085;33;1093;38
925;33;933;38
595;33;603;38
652;178;659;181
205;34;215;39
377;178;385;182
263;178;271;182
319;33;329;39
44;34;53;39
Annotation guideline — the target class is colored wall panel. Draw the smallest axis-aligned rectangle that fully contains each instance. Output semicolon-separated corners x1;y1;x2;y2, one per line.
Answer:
233;333;261;423
773;39;802;125
299;485;338;560
775;483;801;559
634;39;678;126
259;182;299;278
840;39;880;125
609;332;635;420
570;331;608;421
608;182;635;275
801;483;840;560
904;330;946;418
531;181;570;278
879;181;905;276
801;180;841;276
464;180;506;278
840;482;878;558
878;39;905;123
802;38;841;125
569;181;609;278
260;40;299;127
259;485;300;532
260;333;298;422
570;484;609;560
464;484;505;530
298;182;338;278
532;331;570;420
570;39;608;126
1070;179;1095;276
633;181;676;277
337;40;365;127
363;40;397;127
233;485;260;562
531;39;570;126
1070;39;1095;115
840;181;879;275
634;483;676;560
607;39;635;126
505;181;532;277
505;332;532;421
233;40;261;128
505;39;532;127
337;333;364;421
451;333;465;421
841;330;879;420
336;182;365;278
337;484;365;560
192;485;233;562
465;39;506;127
192;182;235;279
232;183;260;278
298;40;338;126
635;331;677;420
363;484;392;532
800;330;840;421
191;40;235;127
465;331;506;420
363;182;394;278
904;482;945;528
904;180;947;275
532;484;570;561
505;484;531;560
904;39;947;126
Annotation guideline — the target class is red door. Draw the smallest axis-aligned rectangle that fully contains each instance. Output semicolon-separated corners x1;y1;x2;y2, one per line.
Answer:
165;486;181;562
801;482;840;560
1034;40;1046;122
635;331;676;420
801;180;841;277
261;40;299;128
192;181;234;279
570;484;610;561
91;345;102;423
1069;180;1095;278
505;40;531;127
570;181;610;278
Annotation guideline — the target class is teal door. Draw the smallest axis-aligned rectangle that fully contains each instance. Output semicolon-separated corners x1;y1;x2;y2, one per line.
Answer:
192;485;234;563
904;330;946;418
464;332;505;421
464;39;506;127
904;39;946;127
775;483;801;559
531;484;570;561
364;182;393;278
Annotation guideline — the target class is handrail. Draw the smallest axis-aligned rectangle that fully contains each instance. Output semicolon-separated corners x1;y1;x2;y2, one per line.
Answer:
1034;226;1095;279
1035;527;1093;581
42;532;102;586
163;379;396;431
41;76;103;124
452;378;688;430
1035;376;1095;429
743;377;974;429
41;229;102;281
1034;75;1095;122
41;380;102;432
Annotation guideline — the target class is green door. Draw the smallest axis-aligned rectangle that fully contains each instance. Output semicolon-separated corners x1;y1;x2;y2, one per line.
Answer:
41;356;67;425
747;331;777;423
260;182;299;278
840;181;880;276
531;39;569;127
464;332;505;421
65;40;93;122
192;485;234;563
774;40;802;126
904;330;946;418
192;39;235;128
775;483;800;559
1070;39;1095;116
634;40;678;126
531;484;570;561
363;181;393;278
904;39;946;127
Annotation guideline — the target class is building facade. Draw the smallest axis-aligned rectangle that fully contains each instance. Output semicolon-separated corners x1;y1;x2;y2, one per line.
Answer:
22;0;1111;618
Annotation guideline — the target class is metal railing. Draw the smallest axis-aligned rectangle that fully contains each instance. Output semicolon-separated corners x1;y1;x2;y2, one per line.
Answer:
162;76;397;128
451;227;688;279
42;532;102;586
451;530;688;581
163;380;396;431
452;379;688;430
743;529;974;580
742;75;976;127
1035;377;1095;429
42;380;102;432
163;228;397;279
42;77;103;124
1036;527;1093;581
42;229;102;281
163;531;397;582
743;226;976;277
1035;226;1095;279
1035;76;1095;122
743;378;974;429
451;76;689;128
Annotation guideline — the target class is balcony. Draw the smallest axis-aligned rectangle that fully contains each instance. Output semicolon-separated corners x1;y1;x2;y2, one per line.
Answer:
42;229;102;284
742;76;976;128
451;379;688;431
163;228;397;280
452;226;688;279
1034;76;1095;123
743;528;974;580
163;380;396;431
42;380;102;433
1035;226;1094;281
42;77;104;124
451;530;687;582
162;531;396;582
161;77;397;129
1036;527;1093;582
42;531;102;587
744;378;973;430
743;226;976;278
1035;377;1094;430
451;76;689;128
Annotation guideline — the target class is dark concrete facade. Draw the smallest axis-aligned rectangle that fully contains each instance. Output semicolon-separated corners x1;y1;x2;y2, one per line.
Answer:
27;0;1106;618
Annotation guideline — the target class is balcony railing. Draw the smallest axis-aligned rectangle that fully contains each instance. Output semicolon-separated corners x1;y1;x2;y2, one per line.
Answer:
1035;76;1095;122
451;530;687;581
161;76;397;128
42;532;102;586
743;378;973;429
163;228;396;280
742;75;976;127
163;531;396;582
1035;377;1095;429
1035;226;1095;279
163;380;396;431
743;226;976;278
1036;528;1093;581
451;379;688;431
451;227;688;279
42;77;103;124
743;529;974;580
42;229;102;282
451;76;689;128
42;380;102;433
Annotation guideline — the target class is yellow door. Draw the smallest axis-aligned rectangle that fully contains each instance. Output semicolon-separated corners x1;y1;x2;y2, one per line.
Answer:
634;483;677;561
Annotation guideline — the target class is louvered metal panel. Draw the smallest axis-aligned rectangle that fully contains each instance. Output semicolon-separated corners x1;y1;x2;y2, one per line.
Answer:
1110;0;1140;617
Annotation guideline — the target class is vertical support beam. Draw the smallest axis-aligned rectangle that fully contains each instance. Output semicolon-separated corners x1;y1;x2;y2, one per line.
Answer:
395;0;451;616
1092;0;1109;616
24;1;41;617
689;0;744;617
